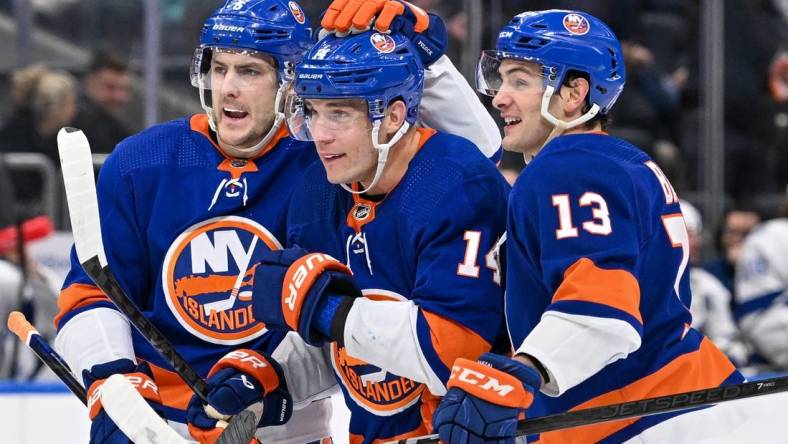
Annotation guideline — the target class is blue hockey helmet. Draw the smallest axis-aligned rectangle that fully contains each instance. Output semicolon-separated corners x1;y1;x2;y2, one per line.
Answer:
285;31;425;194
478;10;625;129
190;0;313;147
191;0;313;85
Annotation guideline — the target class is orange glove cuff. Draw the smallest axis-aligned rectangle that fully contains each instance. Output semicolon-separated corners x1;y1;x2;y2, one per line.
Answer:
87;372;161;420
280;252;352;332
208;349;281;395
447;359;534;409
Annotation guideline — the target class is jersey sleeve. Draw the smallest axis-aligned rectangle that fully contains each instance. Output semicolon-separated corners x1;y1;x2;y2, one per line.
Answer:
419;55;503;163
510;152;645;395
53;148;150;378
342;170;509;395
735;225;788;368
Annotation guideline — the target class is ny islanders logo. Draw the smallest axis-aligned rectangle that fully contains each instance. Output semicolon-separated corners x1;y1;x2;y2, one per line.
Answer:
370;33;396;54
563;13;590;35
331;289;425;415
288;1;305;24
162;216;283;344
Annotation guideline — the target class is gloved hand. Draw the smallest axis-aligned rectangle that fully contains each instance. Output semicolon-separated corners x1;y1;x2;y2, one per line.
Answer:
251;247;361;346
84;359;163;444
433;353;541;444
187;349;292;444
320;0;448;66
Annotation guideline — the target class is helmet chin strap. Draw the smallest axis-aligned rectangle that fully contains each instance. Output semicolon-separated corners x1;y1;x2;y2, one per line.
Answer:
200;80;289;158
341;119;410;195
535;85;601;154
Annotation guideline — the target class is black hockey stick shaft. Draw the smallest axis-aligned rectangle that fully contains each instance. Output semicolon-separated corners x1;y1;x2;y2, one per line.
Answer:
394;373;788;444
80;256;211;402
7;311;87;404
58;127;256;444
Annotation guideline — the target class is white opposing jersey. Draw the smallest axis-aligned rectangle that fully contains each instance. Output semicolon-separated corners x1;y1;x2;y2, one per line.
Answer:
690;267;750;366
735;218;788;368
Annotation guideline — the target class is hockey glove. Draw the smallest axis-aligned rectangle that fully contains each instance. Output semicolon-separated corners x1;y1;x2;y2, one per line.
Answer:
433;353;540;444
320;0;447;66
84;359;164;444
187;349;292;444
252;246;361;347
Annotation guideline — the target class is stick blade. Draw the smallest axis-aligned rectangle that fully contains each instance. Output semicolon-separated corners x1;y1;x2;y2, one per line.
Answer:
57;127;106;267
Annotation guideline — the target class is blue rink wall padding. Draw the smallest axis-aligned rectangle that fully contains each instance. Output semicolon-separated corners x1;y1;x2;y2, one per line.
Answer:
0;381;73;394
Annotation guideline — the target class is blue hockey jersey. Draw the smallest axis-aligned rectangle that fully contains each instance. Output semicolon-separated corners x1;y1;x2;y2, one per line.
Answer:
287;129;510;443
56;114;320;421
505;133;743;443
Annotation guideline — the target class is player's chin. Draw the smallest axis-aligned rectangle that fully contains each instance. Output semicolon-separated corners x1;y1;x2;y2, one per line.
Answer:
501;134;526;153
218;125;253;146
323;165;355;185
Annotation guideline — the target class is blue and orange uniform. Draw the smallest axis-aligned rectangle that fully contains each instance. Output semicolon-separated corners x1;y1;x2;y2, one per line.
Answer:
54;114;334;442
287;129;510;443
506;133;743;443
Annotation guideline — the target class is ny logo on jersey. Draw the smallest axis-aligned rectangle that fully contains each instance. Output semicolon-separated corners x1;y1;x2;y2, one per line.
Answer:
190;230;255;274
163;216;282;344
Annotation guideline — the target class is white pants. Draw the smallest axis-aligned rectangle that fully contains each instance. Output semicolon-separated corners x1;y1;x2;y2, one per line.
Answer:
624;391;788;443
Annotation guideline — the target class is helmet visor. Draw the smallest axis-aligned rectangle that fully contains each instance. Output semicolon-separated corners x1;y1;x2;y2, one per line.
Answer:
284;91;312;141
476;50;546;97
285;91;371;141
190;46;278;92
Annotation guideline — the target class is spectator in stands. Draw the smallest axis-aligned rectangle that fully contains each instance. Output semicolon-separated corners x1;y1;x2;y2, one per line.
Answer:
0;158;59;380
73;50;133;154
681;200;751;367
704;207;763;295
0;66;78;207
734;197;788;372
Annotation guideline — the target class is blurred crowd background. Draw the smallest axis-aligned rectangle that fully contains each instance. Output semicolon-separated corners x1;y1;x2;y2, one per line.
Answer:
0;0;786;382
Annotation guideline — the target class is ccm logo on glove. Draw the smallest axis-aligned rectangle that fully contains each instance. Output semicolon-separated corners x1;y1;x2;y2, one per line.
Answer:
447;359;533;408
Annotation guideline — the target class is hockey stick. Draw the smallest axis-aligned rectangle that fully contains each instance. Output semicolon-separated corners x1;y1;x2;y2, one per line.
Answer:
389;373;788;444
8;311;211;444
102;374;193;444
7;311;87;404
57;127;258;444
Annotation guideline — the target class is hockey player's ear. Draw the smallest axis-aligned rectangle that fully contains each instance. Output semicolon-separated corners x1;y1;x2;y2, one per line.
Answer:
380;99;408;139
559;76;591;117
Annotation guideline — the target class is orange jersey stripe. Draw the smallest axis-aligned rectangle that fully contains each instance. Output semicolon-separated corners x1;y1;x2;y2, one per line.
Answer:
552;258;642;324
539;337;736;443
54;283;111;328
145;360;194;410
422;310;491;371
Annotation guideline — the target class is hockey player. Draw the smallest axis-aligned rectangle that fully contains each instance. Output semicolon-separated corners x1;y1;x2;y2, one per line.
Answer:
52;1;502;443
431;10;769;443
681;200;750;368
735;207;788;371
247;29;510;443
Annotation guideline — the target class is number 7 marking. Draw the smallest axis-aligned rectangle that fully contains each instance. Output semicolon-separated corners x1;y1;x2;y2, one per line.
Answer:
662;213;689;301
